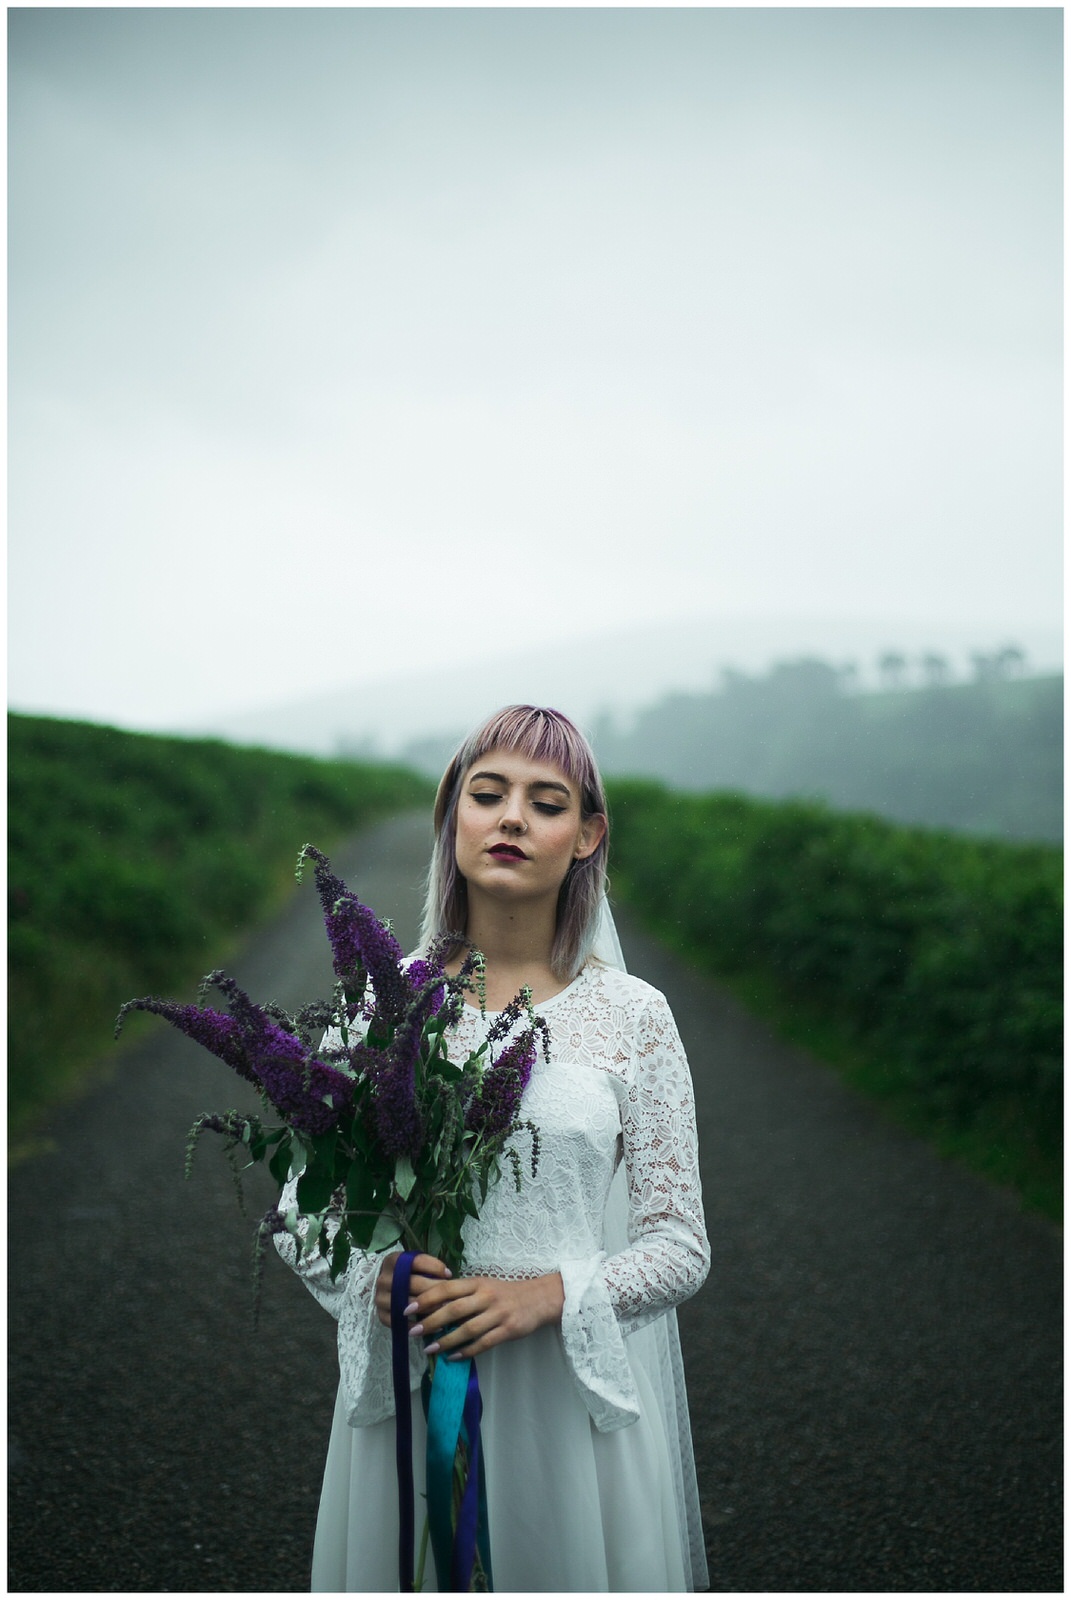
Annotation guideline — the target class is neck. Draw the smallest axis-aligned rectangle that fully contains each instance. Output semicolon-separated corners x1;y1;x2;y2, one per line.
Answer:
456;887;561;1004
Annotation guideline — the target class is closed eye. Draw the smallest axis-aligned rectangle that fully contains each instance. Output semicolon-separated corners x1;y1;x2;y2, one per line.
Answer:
534;803;566;815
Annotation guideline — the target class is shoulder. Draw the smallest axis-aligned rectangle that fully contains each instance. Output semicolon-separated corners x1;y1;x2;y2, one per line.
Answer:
581;962;677;1030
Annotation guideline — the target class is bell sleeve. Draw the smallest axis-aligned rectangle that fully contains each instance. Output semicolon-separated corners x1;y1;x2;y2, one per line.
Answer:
273;1175;426;1426
558;992;709;1432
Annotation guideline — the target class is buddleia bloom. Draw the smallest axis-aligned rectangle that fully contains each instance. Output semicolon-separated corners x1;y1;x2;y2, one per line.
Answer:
360;965;452;1159
116;997;252;1077
118;974;356;1138
464;1028;541;1144
298;844;411;1025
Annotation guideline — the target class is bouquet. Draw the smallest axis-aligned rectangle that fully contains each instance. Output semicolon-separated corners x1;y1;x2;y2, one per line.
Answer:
116;843;548;1592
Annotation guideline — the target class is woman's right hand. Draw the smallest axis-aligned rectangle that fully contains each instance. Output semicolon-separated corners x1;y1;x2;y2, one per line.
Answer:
374;1251;453;1328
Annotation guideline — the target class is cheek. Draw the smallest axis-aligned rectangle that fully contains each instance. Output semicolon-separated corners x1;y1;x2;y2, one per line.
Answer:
548;818;584;861
453;805;485;863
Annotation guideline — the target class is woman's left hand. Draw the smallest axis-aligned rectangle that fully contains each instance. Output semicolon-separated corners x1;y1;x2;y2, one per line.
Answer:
406;1271;565;1360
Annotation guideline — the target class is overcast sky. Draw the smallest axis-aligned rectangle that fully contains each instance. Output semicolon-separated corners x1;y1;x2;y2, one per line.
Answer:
8;6;1063;734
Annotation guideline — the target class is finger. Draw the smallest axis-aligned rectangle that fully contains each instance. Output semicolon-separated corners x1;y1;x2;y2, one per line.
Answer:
411;1253;452;1279
410;1288;487;1341
409;1279;483;1325
431;1314;502;1359
408;1270;455;1301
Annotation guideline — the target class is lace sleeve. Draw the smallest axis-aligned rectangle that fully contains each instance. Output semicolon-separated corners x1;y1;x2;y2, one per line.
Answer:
606;993;709;1331
273;1176;426;1425
559;992;709;1431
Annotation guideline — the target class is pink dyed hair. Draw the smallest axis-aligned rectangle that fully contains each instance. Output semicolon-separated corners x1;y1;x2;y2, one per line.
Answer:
420;705;610;981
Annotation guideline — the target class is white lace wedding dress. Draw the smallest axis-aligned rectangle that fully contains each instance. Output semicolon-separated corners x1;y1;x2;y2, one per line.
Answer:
276;960;710;1592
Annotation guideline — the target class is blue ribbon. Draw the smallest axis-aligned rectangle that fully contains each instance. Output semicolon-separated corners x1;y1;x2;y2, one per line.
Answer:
390;1256;494;1591
390;1250;419;1592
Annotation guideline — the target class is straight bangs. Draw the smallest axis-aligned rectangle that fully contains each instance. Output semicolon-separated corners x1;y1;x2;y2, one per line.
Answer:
421;706;610;981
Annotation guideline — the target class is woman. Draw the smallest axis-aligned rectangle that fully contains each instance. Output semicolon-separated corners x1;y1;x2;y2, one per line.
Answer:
277;705;710;1591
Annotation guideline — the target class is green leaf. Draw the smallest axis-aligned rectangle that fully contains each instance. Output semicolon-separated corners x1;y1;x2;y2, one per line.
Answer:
297;1165;336;1213
330;1228;352;1281
288;1135;311;1181
269;1136;294;1187
310;1129;339;1169
394;1154;418;1201
349;1211;379;1249
370;1213;404;1252
345;1158;377;1216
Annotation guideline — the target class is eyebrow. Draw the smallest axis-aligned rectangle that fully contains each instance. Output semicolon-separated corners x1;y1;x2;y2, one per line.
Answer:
467;770;573;800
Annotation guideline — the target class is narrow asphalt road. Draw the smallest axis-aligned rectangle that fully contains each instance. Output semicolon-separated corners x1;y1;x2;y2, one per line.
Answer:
8;813;1062;1593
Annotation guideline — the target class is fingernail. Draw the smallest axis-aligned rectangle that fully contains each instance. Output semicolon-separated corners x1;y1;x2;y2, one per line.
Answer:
404;1302;419;1316
424;1341;440;1356
408;1324;424;1339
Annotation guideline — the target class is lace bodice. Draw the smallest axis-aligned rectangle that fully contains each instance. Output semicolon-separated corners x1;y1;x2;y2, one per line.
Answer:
275;962;709;1432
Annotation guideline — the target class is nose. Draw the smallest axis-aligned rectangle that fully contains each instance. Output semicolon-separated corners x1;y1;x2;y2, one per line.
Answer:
499;791;527;834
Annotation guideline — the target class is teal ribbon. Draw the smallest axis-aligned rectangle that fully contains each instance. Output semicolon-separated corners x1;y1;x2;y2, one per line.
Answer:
423;1352;493;1591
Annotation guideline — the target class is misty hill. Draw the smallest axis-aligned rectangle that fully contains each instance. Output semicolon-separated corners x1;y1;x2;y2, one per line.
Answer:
401;662;1062;844
192;614;1062;760
597;663;1062;843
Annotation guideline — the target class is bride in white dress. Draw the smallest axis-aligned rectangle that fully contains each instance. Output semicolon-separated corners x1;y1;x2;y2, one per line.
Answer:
276;705;710;1592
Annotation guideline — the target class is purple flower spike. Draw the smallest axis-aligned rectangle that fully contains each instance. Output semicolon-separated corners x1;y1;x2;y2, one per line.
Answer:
403;959;446;1013
120;978;355;1138
116;997;254;1080
262;1059;355;1137
360;1010;425;1159
298;845;410;1025
366;1053;423;1159
465;1029;539;1143
331;895;411;1024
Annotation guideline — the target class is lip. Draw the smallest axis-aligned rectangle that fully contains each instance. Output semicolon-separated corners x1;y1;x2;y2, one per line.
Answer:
488;843;528;860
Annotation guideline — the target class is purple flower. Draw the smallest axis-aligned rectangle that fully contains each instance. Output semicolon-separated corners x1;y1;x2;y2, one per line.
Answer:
116;997;253;1079
298;845;411;1025
365;1046;423;1159
464;1028;539;1143
360;961;459;1158
403;959;446;1013
252;1024;355;1137
120;975;356;1139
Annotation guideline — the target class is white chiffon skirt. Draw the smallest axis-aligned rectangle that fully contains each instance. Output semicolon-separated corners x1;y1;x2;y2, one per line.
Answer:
310;1313;707;1593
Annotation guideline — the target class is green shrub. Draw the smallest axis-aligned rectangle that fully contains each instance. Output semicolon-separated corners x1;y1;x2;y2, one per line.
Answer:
608;779;1062;1213
8;713;433;1138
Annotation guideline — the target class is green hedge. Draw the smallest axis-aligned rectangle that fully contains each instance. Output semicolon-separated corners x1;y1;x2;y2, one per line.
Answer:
8;713;433;1138
607;780;1062;1212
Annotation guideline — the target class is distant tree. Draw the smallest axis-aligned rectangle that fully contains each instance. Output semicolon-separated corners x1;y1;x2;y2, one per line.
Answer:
878;651;908;689
995;645;1027;679
921;652;951;687
767;659;845;699
971;652;999;683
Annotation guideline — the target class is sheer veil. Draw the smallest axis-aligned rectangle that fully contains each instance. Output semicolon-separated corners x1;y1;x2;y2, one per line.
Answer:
590;893;627;972
593;896;710;1593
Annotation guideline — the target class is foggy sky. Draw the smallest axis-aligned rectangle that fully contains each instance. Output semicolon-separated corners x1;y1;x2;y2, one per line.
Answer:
8;7;1062;733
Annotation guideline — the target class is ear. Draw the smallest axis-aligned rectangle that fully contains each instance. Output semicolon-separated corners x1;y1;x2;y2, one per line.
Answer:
574;812;607;861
